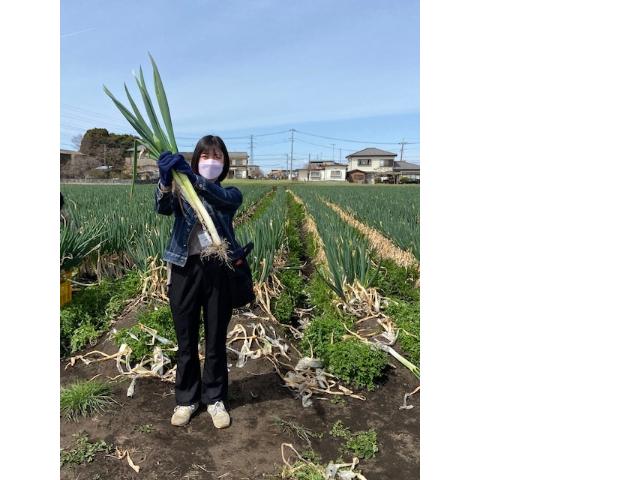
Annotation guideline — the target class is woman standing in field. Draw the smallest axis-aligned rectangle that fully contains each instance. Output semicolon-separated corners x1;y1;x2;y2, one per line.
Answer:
154;135;243;428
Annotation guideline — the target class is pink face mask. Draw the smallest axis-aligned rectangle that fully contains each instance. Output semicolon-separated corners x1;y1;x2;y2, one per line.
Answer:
199;159;224;180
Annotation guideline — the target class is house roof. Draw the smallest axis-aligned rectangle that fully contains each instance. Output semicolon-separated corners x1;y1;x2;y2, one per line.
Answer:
393;160;420;170
346;148;397;158
302;162;347;170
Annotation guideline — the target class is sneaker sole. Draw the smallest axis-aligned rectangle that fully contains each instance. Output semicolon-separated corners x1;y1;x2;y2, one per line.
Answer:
211;415;231;429
171;419;191;427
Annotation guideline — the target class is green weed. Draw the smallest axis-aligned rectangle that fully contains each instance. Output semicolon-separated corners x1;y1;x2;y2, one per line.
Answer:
326;339;387;391
329;420;379;460
60;433;113;466
60;379;116;421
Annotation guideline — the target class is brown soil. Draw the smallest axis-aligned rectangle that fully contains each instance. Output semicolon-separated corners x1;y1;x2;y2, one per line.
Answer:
60;303;420;479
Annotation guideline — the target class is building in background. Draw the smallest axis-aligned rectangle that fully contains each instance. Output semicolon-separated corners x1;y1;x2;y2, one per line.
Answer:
390;160;420;183
60;149;100;179
123;147;163;180
229;152;249;179
345;148;397;184
297;160;348;181
267;169;289;180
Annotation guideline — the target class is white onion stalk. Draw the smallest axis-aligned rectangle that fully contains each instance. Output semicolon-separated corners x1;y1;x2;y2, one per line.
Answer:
103;53;231;266
172;170;231;264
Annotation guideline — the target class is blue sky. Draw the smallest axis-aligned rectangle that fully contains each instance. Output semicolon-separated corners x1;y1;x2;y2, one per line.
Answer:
61;0;420;169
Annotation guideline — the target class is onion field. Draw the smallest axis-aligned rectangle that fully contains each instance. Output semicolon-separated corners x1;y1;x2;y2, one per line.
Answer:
60;180;420;479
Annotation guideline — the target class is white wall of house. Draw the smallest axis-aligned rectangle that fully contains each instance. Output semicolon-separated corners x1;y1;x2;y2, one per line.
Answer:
307;166;347;181
347;156;395;173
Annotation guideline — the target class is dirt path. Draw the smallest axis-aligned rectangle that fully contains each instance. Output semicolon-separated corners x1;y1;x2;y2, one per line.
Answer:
60;303;420;479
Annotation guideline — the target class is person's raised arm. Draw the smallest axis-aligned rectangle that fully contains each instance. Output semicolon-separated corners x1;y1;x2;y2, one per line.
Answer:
154;178;174;216
154;151;182;216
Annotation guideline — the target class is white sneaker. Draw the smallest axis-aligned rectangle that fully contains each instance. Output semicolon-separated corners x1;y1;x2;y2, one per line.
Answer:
207;401;231;429
171;404;198;426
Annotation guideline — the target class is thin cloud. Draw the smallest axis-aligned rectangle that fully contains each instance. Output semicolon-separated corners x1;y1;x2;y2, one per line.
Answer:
61;27;95;39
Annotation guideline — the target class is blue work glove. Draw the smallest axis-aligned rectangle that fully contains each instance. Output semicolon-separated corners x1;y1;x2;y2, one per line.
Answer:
157;151;195;186
172;157;197;184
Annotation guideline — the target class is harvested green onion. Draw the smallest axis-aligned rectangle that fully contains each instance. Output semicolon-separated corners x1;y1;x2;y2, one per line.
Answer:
103;53;230;265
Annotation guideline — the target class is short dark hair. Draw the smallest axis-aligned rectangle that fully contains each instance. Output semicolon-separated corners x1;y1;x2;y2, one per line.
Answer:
190;135;230;182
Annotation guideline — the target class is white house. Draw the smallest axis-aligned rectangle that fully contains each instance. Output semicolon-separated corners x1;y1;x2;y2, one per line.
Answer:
346;148;397;184
297;160;348;181
229;152;249;179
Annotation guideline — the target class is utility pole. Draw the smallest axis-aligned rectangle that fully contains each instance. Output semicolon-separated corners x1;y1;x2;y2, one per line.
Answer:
339;148;342;163
249;135;254;165
396;138;407;185
331;143;335;162
285;153;289;180
289;129;295;180
399;138;406;163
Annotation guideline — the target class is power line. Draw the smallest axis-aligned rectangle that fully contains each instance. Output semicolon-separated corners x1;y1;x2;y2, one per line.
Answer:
252;138;290;147
295;129;419;145
252;129;290;137
295;138;339;150
61;103;419;149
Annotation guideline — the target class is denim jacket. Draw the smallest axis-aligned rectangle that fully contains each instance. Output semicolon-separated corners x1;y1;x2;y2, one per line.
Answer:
154;174;243;268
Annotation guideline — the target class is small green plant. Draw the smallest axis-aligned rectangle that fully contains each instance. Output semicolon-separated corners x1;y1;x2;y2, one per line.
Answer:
326;339;388;391
70;321;101;353
330;395;347;406
343;429;379;459
134;423;154;434
329;420;379;460
60;306;91;354
300;448;322;464
60;433;113;466
60;379;116;421
330;420;351;439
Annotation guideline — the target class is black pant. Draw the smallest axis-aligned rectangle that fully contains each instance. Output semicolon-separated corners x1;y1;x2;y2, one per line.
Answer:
168;254;233;406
